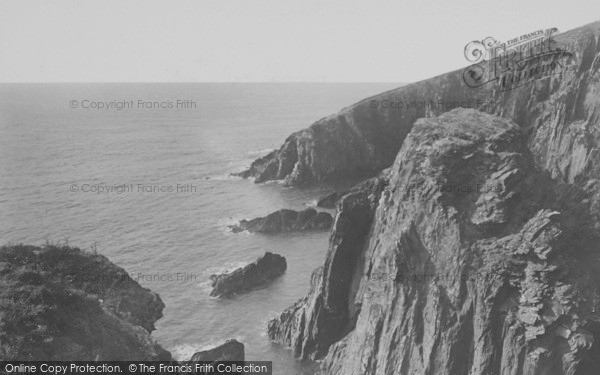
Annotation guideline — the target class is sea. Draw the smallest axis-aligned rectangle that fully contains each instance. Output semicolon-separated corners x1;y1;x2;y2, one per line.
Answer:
0;83;402;374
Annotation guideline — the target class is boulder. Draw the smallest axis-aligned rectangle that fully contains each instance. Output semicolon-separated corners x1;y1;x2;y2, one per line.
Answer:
210;252;286;297
190;339;244;361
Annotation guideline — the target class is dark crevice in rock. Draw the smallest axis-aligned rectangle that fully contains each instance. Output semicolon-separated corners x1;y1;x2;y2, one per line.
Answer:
266;177;385;360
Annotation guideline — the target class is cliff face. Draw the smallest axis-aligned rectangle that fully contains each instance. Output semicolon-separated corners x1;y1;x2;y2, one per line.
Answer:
0;244;171;360
265;20;600;374
241;21;600;187
267;177;386;359
269;109;600;374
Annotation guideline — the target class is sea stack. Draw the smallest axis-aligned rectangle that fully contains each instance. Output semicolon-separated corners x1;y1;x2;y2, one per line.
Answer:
210;252;287;297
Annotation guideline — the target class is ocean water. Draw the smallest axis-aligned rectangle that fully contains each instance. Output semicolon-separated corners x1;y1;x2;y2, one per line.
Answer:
0;83;401;374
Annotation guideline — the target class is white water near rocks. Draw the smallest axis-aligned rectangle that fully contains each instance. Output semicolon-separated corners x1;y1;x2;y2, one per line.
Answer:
0;83;401;374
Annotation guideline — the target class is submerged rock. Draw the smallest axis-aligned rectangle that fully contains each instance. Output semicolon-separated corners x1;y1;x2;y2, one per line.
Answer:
229;208;333;233
0;244;171;360
316;191;348;208
190;339;244;361
210;252;287;297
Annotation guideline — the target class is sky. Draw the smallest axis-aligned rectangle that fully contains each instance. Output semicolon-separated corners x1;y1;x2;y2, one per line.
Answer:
1;0;599;82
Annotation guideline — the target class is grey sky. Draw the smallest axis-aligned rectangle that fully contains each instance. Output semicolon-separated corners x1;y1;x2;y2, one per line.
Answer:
1;0;599;82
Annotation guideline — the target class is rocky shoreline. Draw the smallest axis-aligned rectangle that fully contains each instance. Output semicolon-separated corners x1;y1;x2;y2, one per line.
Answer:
238;22;600;189
257;20;600;375
3;19;600;375
0;243;248;364
268;108;600;374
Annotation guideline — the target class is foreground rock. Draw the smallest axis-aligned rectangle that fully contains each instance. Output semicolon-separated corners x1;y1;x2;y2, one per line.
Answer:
316;191;348;208
240;22;600;186
0;244;171;360
210;252;286;297
190;339;244;361
229;208;333;233
268;109;600;374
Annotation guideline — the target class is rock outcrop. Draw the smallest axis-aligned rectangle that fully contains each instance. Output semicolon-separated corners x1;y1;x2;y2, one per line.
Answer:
241;21;600;187
268;109;600;374
0;244;171;360
317;191;349;208
190;339;244;362
229;208;333;234
267;176;387;359
210;252;287;297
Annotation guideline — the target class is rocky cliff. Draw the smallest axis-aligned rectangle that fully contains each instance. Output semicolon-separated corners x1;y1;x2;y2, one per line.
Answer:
0;244;171;360
267;176;386;359
264;20;600;375
269;108;600;374
241;21;600;187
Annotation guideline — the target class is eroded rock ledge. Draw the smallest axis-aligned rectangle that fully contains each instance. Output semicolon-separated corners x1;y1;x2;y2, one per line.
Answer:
0;244;171;360
269;109;600;374
229;208;333;234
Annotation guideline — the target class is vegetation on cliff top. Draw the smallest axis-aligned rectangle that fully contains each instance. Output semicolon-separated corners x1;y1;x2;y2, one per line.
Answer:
0;243;171;360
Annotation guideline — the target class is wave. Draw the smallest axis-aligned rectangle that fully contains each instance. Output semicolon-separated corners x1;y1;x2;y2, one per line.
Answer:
247;148;274;157
203;260;250;277
205;173;243;181
304;199;318;207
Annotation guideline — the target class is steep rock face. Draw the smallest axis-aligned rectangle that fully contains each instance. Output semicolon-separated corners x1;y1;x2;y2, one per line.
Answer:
0;244;171;360
267;177;387;359
210;252;287;297
229;208;332;234
241;21;600;187
271;109;600;374
190;339;244;361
